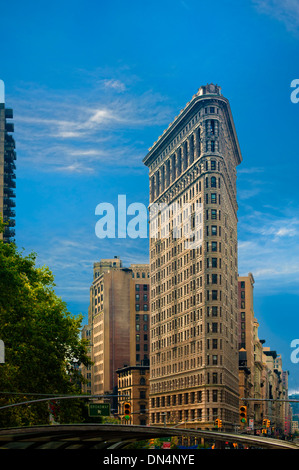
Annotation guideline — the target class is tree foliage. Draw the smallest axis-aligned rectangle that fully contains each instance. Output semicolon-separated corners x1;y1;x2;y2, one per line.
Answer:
0;225;91;427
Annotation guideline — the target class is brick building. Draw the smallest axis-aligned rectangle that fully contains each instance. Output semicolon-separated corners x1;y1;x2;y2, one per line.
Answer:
86;257;149;413
117;364;150;425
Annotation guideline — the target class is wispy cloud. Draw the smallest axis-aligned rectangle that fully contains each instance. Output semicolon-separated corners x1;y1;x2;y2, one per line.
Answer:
238;166;264;175
102;79;126;92
27;228;149;308
12;78;173;174
238;210;299;290
252;0;299;33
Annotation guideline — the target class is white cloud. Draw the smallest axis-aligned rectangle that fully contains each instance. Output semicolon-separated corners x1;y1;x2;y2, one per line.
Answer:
238;211;299;289
102;79;126;92
56;162;95;174
238;166;264;175
12;79;173;174
252;0;299;33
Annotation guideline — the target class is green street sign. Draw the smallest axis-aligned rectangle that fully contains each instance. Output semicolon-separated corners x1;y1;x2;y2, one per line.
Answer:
88;403;110;417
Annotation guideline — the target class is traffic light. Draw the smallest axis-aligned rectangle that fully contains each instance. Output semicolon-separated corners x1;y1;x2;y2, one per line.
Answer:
266;419;270;428
262;429;267;434
262;418;267;427
215;418;223;428
239;406;247;424
124;402;131;420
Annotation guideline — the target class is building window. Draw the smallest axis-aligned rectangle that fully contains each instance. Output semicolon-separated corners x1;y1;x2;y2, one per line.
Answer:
211;193;217;203
211;176;217;187
211;160;216;170
212;242;217;251
212;306;218;316
212;290;218;300
211;209;217;219
211;225;217;235
136;304;140;311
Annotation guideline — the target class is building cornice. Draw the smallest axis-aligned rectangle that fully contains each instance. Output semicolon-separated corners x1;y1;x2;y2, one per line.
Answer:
143;86;242;168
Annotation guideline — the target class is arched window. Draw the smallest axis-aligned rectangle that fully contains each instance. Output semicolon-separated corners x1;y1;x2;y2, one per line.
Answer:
211;176;217;188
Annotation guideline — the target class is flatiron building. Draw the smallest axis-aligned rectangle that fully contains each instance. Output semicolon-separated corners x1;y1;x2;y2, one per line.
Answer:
143;84;242;430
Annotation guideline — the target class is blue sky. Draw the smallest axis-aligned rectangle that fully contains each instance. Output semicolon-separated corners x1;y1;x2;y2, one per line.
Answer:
1;0;299;391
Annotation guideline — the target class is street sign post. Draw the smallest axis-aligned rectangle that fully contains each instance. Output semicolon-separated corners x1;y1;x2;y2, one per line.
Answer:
88;403;110;417
0;340;4;364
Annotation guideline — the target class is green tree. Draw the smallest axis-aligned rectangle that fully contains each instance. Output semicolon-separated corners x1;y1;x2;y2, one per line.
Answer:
0;225;91;427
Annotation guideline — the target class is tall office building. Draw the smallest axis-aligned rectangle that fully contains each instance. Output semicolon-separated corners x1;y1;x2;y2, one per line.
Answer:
88;257;150;411
0;81;16;243
143;84;242;430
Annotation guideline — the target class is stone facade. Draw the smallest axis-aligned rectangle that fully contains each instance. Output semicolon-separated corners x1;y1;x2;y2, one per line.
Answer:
143;84;242;431
238;273;290;435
